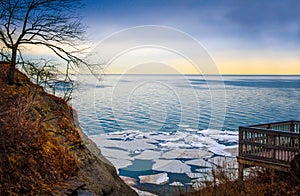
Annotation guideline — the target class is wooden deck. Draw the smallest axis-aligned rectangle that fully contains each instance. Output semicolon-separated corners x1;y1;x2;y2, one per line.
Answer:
237;120;300;180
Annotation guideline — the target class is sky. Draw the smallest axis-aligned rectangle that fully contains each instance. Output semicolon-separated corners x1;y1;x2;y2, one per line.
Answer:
32;0;300;74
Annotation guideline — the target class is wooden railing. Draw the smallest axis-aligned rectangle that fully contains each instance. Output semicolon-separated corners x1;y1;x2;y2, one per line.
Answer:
250;120;300;133
238;121;300;166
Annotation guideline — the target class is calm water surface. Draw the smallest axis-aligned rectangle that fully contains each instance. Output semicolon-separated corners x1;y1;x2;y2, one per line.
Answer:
71;75;300;194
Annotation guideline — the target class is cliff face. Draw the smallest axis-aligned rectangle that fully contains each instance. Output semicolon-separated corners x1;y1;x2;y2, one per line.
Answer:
0;62;137;195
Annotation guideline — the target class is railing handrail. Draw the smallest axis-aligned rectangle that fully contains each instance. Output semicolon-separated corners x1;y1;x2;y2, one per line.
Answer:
239;126;299;138
249;120;300;128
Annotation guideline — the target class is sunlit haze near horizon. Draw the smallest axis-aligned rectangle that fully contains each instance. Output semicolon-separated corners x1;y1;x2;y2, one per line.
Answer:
29;0;300;74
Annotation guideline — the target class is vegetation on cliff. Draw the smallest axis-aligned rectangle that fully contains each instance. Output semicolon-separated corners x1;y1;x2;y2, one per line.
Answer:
0;62;137;195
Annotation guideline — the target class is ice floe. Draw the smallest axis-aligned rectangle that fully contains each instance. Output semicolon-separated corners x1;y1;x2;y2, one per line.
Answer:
177;124;190;128
107;158;133;170
208;157;238;169
139;173;169;185
94;138;157;152
153;160;191;173
100;147;134;160
186;172;204;179
169;181;184;186
209;147;232;156
162;149;213;159
160;141;190;148
184;159;210;167
134;150;162;160
91;128;239;183
120;176;136;186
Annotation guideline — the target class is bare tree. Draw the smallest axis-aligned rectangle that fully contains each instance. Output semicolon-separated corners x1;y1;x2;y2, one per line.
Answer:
0;0;88;84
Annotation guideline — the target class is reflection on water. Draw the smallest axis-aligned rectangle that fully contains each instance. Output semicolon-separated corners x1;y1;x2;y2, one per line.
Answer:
71;74;299;193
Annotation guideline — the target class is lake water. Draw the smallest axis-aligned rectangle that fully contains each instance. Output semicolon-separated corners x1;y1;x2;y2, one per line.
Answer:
71;74;300;194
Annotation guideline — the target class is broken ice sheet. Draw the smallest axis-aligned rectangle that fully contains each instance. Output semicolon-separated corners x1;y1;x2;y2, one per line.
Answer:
184;159;210;167
107;158;133;170
100;147;134;160
152;159;191;173
139;173;169;185
162;149;213;159
208;157;238;169
134;150;162;160
169;181;184;186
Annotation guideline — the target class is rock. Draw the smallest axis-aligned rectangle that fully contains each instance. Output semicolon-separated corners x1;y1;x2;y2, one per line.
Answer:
0;63;137;196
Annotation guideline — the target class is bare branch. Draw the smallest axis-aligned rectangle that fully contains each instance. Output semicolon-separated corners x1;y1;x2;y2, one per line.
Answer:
0;0;98;85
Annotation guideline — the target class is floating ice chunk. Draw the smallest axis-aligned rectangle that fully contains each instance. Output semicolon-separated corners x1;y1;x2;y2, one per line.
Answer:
185;128;198;133
192;179;202;191
190;141;205;148
150;131;187;142
178;124;190;128
107;158;132;170
153;160;191;173
210;134;238;142
169;181;184;186
186;172;204;179
92;135;111;147
185;159;210;167
139;173;169;185
224;147;238;156
209;147;232;157
198;129;221;136
132;149;142;155
136;134;146;139
120;176;136;186
195;168;212;175
95;138;157;152
106;134;125;140
223;130;239;135
134;150;162;160
160;141;190;148
100;147;134;160
162;149;213;159
186;135;219;147
208;157;238;169
108;131;125;135
184;135;197;143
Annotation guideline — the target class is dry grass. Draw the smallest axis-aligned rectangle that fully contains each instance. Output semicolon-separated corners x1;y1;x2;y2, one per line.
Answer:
0;62;82;195
182;162;300;196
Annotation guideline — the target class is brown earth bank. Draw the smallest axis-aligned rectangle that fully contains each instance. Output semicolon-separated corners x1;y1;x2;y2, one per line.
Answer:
0;61;137;195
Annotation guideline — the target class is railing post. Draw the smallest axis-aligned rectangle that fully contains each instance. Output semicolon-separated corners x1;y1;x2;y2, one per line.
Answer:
239;127;243;156
238;162;244;184
272;135;276;159
290;121;295;133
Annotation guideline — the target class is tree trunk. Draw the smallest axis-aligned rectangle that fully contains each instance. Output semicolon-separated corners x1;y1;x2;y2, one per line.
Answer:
9;46;17;84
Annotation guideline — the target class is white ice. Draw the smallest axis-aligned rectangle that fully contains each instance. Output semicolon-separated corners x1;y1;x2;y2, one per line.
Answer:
160;141;191;148
134;150;162;160
186;172;204;179
162;149;213;159
208;157;238;169
152;160;191;173
184;159;210;167
100;147;134;160
139;173;169;185
169;181;184;186
107;158;133;170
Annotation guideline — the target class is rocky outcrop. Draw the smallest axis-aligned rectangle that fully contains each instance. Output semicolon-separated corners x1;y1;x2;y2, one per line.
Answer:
71;112;137;195
0;62;137;195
